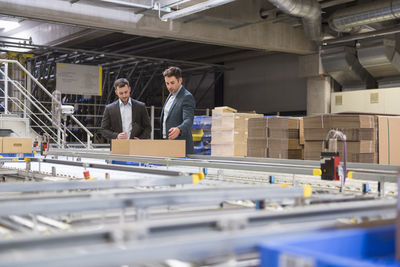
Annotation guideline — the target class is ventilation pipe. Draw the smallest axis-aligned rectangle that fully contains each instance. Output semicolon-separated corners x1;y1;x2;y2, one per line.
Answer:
329;0;400;33
268;0;321;41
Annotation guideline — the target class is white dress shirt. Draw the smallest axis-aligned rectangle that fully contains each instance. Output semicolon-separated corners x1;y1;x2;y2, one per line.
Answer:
119;98;132;139
163;86;182;138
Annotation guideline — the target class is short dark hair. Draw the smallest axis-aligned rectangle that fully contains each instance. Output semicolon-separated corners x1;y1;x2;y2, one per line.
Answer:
114;78;129;89
163;66;182;79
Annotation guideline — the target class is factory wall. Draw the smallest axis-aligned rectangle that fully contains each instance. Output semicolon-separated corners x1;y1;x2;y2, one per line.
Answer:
224;53;307;114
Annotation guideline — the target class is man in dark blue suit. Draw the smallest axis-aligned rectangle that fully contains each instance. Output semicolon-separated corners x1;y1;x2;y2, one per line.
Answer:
160;67;195;155
101;78;151;140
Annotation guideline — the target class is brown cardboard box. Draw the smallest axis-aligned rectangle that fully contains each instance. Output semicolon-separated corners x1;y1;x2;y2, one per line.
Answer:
304;128;374;141
211;143;246;157
212;113;263;129
248;117;269;129
299;118;304;145
212;106;237;113
288;149;304;160
248;127;268;139
268;148;303;159
268;138;302;150
269;149;288;159
2;137;32;153
269;129;299;139
304;114;375;129
247;146;267;158
111;140;186;157
0;137;3;153
268;117;301;129
304;140;375;154
247;138;268;148
378;116;400;165
211;129;247;144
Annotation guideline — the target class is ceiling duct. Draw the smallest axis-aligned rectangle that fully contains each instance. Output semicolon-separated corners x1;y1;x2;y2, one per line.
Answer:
268;0;321;41
321;46;376;90
329;0;400;33
357;36;400;78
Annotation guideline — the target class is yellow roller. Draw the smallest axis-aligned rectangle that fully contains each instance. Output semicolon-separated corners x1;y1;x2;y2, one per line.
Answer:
313;168;322;176
192;172;205;184
303;184;312;198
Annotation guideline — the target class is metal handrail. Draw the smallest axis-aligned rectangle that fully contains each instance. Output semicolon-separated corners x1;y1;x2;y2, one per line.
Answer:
0;86;60;144
4;72;88;148
0;59;93;148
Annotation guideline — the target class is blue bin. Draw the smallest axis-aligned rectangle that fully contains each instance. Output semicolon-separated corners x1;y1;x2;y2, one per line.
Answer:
0;153;34;159
259;225;400;267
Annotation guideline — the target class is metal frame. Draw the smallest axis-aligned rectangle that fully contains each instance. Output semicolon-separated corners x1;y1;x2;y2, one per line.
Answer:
0;198;394;267
0;186;304;216
46;149;399;184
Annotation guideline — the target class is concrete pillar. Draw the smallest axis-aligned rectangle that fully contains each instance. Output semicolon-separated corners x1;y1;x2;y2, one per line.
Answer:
307;76;331;115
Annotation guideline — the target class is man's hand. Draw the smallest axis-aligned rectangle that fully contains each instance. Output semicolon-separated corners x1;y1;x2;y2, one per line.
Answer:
117;132;128;139
168;127;180;140
134;137;140;140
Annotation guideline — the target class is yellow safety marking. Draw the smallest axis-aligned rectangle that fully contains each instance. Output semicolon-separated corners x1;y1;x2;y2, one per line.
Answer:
280;183;290;188
303;184;312;198
22;54;34;59
347;171;353;179
313;169;322;176
198;172;205;180
11;158;18;162
192;174;200;184
98;65;103;96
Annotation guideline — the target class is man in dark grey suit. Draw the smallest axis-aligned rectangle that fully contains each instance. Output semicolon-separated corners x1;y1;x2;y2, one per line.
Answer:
101;78;151;140
160;67;195;155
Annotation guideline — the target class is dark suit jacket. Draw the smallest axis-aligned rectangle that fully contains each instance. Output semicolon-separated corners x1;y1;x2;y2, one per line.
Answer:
101;98;151;140
160;87;195;155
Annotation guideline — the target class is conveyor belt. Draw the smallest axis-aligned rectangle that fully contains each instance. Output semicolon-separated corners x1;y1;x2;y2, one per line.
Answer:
0;198;394;267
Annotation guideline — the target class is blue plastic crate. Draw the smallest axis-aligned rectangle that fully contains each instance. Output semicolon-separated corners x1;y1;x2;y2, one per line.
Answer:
259;225;399;267
0;153;34;158
111;160;163;167
193;116;212;129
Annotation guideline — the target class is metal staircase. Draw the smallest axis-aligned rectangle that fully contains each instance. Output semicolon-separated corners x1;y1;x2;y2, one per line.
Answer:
0;59;93;148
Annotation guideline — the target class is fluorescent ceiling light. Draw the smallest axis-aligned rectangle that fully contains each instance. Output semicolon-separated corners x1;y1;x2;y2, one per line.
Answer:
0;47;31;53
0;20;20;32
161;0;235;20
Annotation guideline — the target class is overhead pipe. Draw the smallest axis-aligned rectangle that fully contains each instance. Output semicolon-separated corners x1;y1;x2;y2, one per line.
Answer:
267;0;321;41
329;0;400;32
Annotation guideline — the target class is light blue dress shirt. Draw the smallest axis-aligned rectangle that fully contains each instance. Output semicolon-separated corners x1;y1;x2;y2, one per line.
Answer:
119;98;132;139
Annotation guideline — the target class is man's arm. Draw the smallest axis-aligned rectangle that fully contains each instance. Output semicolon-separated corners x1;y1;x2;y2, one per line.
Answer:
137;105;151;139
101;107;119;140
177;93;195;136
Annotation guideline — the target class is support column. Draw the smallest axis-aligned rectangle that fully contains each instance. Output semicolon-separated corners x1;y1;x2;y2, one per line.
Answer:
307;76;331;115
298;53;331;115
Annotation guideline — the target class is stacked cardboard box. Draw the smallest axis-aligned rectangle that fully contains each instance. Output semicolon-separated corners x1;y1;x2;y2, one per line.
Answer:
303;114;377;163
0;137;33;153
247;117;303;159
211;109;262;156
247;117;268;157
112;140;186;157
377;116;400;165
